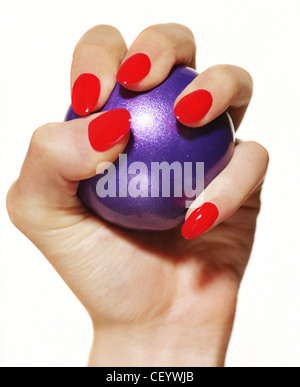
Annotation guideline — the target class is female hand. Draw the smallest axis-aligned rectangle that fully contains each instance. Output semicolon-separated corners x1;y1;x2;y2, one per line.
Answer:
7;24;269;367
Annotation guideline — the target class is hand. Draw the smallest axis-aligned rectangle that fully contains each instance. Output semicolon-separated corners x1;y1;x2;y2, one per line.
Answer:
6;24;269;367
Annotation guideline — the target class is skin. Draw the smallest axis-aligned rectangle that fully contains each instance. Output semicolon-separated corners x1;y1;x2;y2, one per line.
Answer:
6;24;269;367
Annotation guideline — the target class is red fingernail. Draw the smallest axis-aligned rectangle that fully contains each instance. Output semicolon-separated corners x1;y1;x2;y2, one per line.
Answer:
117;53;151;86
174;89;213;125
72;73;101;116
88;109;131;152
181;202;219;240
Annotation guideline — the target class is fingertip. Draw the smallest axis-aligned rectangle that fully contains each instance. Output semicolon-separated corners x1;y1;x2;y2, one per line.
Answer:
88;108;131;152
71;73;101;116
245;141;270;165
174;89;213;126
116;53;152;88
181;202;219;240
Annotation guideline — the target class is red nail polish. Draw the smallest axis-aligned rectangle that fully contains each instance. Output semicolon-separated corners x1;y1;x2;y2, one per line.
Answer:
181;202;219;240
88;109;131;152
174;89;213;125
117;53;151;86
72;73;101;116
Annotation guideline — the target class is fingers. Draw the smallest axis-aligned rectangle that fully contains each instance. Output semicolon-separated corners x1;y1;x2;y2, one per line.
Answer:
71;24;252;136
174;65;253;130
71;25;127;116
8;110;131;213
116;23;196;91
182;141;269;240
71;24;251;135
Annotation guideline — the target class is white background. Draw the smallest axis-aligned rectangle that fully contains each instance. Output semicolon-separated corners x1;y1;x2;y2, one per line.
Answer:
0;0;300;367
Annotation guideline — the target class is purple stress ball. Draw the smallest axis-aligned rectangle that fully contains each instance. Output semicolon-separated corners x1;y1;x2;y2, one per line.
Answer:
65;66;235;231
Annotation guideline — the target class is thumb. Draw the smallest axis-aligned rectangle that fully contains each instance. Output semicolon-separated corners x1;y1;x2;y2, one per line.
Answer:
8;109;131;213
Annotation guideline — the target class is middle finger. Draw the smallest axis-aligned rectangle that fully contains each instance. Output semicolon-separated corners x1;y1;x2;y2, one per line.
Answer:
116;23;196;91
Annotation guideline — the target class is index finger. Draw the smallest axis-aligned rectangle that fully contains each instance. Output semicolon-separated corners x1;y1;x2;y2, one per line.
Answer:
71;25;127;116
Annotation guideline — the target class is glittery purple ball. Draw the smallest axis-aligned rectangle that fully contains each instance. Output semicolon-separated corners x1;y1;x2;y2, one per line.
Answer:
65;66;235;231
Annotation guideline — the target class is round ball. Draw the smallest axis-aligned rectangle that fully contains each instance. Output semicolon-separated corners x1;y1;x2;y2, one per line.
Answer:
66;66;235;231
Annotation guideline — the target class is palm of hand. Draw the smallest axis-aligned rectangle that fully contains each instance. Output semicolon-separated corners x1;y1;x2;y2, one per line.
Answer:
39;186;261;328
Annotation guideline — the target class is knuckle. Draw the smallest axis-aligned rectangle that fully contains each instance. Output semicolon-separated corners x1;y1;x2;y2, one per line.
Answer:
6;124;55;229
209;64;252;90
6;181;45;233
29;123;57;160
240;67;253;88
255;142;270;164
88;24;122;40
141;22;196;47
171;23;196;46
79;24;120;43
140;24;170;47
173;23;195;37
7;122;62;231
6;184;16;224
6;181;25;229
73;25;124;59
246;141;270;167
139;24;196;64
209;65;240;88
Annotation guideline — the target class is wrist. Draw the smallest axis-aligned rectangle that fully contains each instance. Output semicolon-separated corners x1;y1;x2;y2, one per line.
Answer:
88;319;233;367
